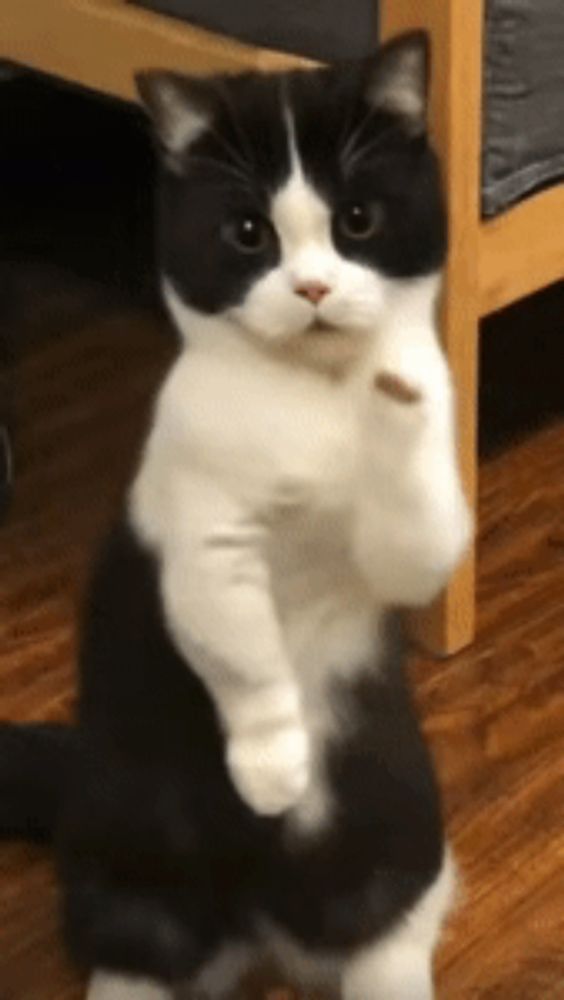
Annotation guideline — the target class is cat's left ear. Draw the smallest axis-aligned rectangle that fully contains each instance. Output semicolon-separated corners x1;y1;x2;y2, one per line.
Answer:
365;32;429;134
136;70;213;165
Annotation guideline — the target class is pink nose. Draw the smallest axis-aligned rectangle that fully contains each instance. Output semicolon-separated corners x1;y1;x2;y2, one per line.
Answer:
294;281;331;305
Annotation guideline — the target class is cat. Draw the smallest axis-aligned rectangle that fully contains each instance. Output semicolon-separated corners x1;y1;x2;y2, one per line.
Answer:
0;32;471;1000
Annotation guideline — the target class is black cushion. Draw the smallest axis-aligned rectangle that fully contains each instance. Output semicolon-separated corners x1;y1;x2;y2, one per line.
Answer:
483;0;564;215
133;0;378;63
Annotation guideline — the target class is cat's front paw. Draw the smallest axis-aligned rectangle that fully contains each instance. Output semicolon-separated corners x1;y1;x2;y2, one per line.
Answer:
367;340;450;437
374;370;423;406
227;723;310;816
367;366;429;443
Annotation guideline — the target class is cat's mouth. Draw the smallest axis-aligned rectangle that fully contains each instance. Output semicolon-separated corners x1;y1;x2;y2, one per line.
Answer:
307;317;339;334
278;315;365;376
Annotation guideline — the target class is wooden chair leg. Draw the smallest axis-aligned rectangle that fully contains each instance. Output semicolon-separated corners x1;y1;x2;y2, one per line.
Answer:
410;556;476;657
380;0;484;655
409;307;479;657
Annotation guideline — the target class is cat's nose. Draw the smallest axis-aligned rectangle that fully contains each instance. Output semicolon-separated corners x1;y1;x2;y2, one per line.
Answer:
294;281;331;305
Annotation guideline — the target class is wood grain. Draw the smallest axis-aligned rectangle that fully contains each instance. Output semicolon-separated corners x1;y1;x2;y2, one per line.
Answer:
479;184;564;317
1;258;564;998
0;0;313;103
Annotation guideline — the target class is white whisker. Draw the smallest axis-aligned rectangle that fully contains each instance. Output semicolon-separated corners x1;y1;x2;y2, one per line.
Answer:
189;155;253;189
341;123;397;175
340;108;377;168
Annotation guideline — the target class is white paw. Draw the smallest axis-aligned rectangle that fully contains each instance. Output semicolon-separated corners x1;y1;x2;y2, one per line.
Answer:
374;369;424;405
227;723;310;816
367;341;451;439
367;368;429;444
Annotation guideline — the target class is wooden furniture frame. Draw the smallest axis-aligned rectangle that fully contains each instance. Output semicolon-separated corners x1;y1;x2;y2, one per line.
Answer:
3;0;563;653
381;0;564;653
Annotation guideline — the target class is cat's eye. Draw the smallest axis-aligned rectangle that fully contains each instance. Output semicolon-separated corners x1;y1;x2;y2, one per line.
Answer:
224;214;271;254
337;202;382;240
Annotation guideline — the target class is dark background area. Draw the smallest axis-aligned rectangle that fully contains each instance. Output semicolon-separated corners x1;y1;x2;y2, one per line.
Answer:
0;72;156;294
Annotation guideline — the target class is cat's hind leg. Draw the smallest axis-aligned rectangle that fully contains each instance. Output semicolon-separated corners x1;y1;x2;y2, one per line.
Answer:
86;940;252;1000
341;852;456;1000
343;940;433;1000
183;939;252;999
86;970;173;1000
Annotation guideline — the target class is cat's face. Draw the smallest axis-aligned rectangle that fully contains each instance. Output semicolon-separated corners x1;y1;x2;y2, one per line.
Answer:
138;34;445;357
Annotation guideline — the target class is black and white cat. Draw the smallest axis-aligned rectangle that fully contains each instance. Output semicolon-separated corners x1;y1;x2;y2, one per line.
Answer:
0;34;471;1000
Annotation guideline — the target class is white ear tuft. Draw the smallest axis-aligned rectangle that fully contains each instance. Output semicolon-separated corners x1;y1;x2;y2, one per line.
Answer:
366;32;429;133
136;71;210;162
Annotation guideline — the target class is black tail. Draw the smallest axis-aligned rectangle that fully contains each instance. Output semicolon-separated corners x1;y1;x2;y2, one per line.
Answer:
0;722;77;842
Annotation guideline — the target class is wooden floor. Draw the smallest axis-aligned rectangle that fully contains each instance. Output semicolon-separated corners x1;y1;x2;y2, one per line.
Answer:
1;76;564;1000
1;265;563;1000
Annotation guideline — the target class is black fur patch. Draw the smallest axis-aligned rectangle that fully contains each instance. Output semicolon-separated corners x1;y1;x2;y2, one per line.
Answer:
51;521;443;981
157;73;290;314
153;60;446;316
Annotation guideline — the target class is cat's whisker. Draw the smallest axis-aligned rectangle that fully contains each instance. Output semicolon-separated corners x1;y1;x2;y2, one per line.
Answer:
217;82;257;169
339;107;378;167
208;128;253;177
341;124;397;174
337;94;361;156
189;155;253;189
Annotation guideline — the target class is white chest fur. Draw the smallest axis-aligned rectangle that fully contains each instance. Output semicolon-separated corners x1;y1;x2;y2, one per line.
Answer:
131;335;384;822
131;309;469;824
133;331;380;671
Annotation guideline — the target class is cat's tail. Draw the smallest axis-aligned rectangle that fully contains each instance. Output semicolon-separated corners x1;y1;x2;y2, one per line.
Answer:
0;722;77;842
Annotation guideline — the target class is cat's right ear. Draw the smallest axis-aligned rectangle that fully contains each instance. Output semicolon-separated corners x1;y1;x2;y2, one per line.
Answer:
135;71;212;166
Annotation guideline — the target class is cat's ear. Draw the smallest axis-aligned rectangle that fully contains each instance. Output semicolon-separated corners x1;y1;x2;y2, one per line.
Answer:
136;70;213;164
364;32;429;133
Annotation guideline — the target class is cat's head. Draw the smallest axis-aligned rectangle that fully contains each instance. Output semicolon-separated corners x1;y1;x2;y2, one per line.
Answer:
137;34;445;363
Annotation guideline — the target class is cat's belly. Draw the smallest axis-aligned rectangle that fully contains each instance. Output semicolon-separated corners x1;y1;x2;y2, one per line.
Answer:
269;508;379;677
268;509;384;834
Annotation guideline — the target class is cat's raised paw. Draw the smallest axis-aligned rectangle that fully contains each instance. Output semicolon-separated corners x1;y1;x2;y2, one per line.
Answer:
374;371;422;405
227;724;310;816
367;366;428;438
